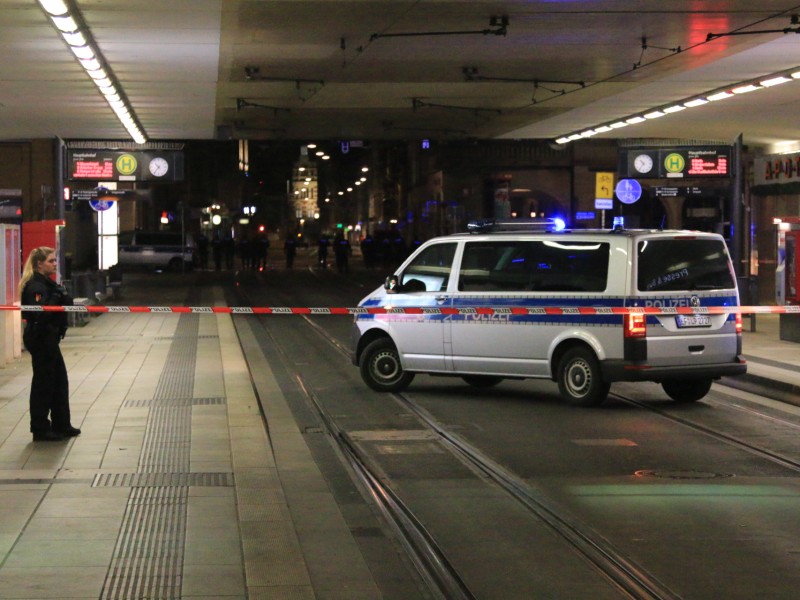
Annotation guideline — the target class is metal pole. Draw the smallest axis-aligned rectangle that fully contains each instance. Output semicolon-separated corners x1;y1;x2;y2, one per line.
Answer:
180;202;186;274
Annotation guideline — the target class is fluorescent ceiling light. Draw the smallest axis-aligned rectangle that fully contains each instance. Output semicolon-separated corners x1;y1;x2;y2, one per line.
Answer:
707;91;733;101
38;0;69;15
731;84;760;94
555;65;800;145
87;68;108;80
684;98;708;107
38;1;146;143
61;31;86;46
79;57;101;71
51;15;78;32
761;76;791;87
69;45;94;60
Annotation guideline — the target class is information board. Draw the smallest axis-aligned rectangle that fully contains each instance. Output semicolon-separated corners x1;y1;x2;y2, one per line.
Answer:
68;150;184;182
624;147;730;179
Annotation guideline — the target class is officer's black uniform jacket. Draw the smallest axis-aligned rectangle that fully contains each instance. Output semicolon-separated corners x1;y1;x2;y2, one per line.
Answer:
21;272;72;342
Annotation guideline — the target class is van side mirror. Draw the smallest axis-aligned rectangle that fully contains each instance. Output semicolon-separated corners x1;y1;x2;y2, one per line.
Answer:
385;275;400;293
384;275;426;293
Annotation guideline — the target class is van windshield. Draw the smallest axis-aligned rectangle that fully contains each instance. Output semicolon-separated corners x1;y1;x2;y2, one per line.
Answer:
637;239;735;292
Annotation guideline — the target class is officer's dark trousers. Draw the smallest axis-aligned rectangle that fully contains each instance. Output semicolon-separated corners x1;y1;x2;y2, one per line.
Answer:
25;332;70;434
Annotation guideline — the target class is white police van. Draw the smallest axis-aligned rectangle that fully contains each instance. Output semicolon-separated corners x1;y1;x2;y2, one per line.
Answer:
351;220;746;406
118;231;196;272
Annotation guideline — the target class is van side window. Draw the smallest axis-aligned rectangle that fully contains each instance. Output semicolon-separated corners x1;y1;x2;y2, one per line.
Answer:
637;239;735;291
401;242;457;292
459;241;609;292
137;233;158;246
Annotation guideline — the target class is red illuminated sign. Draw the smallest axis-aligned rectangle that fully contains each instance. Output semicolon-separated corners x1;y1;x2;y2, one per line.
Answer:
687;151;728;176
72;159;115;179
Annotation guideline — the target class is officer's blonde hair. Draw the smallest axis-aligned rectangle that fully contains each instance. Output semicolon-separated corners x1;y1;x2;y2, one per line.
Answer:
18;247;55;299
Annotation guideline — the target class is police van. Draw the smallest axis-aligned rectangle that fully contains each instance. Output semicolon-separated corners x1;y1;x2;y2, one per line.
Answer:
351;220;746;406
117;231;196;272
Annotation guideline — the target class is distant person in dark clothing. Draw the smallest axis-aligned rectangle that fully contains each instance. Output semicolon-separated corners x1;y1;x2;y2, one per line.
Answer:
284;236;296;269
256;235;270;270
19;247;81;442
223;235;235;269
238;237;251;270
361;234;376;269
334;234;352;273
212;234;223;270
197;234;209;269
317;235;329;269
392;231;407;264
380;236;392;268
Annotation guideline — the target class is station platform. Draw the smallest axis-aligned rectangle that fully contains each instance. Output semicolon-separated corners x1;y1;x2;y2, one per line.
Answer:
0;274;798;599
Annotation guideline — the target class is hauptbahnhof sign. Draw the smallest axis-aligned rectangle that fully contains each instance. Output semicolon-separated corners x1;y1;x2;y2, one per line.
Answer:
67;150;184;182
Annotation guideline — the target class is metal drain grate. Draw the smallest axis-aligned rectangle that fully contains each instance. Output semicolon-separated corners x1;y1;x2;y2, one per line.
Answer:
123;397;226;408
635;469;734;480
155;334;219;341
92;472;233;488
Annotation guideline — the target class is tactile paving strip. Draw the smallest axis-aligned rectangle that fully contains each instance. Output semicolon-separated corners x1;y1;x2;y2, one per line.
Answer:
102;487;187;600
92;472;233;488
100;314;201;600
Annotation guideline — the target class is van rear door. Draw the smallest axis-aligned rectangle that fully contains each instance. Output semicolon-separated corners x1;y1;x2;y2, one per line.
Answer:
634;234;740;367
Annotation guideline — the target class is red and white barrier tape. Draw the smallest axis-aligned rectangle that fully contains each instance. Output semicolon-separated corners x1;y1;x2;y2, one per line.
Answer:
1;304;798;315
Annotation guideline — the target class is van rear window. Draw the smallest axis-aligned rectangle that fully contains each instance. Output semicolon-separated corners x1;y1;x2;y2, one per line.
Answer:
637;239;735;292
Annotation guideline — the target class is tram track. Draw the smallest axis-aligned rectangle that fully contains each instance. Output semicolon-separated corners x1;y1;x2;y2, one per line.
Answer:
232;269;800;600
231;273;473;600
610;391;800;475
292;312;681;600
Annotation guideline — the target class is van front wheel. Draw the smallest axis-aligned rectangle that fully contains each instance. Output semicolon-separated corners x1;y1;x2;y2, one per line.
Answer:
557;347;610;407
360;338;415;393
662;379;712;403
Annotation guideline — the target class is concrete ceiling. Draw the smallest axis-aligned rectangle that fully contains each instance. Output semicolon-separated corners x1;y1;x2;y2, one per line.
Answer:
3;1;800;148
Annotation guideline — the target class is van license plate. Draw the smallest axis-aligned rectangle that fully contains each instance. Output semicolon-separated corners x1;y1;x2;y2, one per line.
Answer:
676;315;711;328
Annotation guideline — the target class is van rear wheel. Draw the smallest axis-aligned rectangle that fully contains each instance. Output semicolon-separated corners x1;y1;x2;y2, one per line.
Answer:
557;347;610;407
662;379;712;403
360;338;415;393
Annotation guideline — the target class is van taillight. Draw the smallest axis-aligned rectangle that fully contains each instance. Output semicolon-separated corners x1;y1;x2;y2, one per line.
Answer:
735;311;742;334
625;313;647;338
